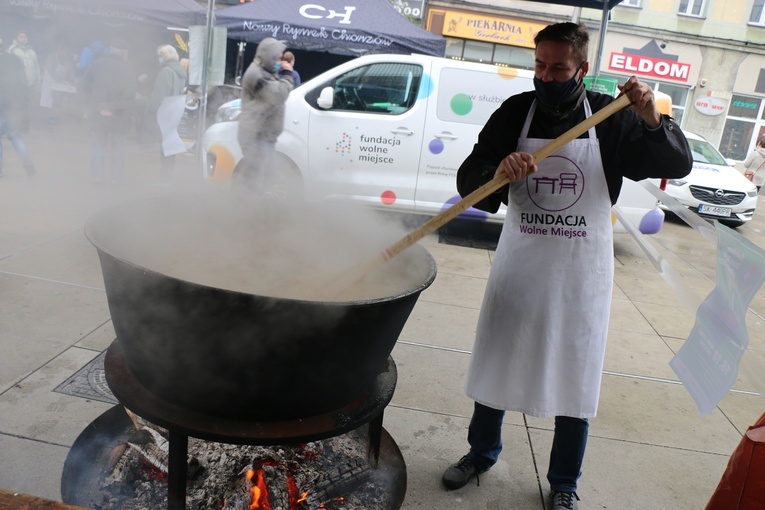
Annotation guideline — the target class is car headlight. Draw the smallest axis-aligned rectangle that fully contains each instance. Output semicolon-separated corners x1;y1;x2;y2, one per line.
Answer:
747;189;758;197
215;107;241;123
667;179;687;186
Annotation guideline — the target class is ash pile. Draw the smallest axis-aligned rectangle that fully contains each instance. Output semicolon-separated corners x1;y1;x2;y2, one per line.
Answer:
96;420;393;510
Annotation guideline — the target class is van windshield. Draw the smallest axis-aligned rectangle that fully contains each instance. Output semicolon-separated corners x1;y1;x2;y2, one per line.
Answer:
330;63;423;114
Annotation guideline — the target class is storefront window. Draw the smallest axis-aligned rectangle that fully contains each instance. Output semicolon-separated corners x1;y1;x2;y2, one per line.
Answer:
598;73;688;125
463;40;494;64
444;38;464;60
720;119;755;160
493;45;535;70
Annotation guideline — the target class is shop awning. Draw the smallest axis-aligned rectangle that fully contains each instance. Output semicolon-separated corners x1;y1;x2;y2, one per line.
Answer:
213;0;447;57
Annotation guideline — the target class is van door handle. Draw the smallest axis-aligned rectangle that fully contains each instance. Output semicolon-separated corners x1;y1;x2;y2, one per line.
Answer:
391;128;414;136
435;132;458;140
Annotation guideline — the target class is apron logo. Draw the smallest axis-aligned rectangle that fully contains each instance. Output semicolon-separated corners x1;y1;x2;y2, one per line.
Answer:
526;155;584;212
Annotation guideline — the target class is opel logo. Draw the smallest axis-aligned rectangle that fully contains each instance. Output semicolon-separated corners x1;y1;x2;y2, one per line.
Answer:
714;189;725;198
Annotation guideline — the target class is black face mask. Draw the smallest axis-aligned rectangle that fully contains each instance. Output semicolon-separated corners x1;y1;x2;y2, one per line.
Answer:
533;67;583;108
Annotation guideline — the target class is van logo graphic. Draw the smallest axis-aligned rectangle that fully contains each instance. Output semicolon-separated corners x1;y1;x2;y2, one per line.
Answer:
527;155;585;212
335;132;352;156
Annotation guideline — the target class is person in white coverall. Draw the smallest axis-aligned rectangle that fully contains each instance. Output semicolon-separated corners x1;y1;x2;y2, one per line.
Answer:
441;22;693;510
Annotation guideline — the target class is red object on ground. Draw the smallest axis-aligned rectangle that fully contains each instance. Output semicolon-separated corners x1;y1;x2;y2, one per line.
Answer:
705;412;765;510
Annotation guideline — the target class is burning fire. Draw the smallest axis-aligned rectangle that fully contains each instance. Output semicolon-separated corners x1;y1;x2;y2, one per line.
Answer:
246;469;267;509
237;463;310;510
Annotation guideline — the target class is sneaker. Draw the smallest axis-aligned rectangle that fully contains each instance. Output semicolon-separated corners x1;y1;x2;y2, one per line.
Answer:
442;455;485;490
550;491;579;510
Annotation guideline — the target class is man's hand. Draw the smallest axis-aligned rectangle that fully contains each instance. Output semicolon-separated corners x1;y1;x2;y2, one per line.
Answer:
617;76;662;129
496;151;538;182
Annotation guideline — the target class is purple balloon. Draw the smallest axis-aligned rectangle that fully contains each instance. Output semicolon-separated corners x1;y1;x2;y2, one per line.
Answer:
639;208;664;235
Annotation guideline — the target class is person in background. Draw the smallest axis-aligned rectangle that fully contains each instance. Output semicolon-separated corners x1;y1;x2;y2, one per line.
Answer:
232;37;293;194
7;30;40;132
742;135;765;193
40;44;77;125
80;39;137;185
280;51;301;87
147;45;188;184
77;39;108;76
0;34;36;178
440;22;692;510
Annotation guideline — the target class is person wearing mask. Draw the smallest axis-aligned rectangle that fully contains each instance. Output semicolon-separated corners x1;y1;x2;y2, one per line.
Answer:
280;51;301;87
148;44;188;184
0;35;35;178
232;37;294;194
440;22;693;510
80;39;137;185
742;135;765;192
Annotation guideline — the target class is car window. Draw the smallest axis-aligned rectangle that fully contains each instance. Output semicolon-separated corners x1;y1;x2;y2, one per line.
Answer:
688;138;728;166
305;63;423;114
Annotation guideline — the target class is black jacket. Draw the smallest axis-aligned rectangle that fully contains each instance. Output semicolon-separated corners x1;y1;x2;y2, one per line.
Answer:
457;90;693;212
0;53;27;123
80;53;138;133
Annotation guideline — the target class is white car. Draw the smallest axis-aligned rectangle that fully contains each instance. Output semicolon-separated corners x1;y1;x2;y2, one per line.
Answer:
661;131;758;227
203;54;666;234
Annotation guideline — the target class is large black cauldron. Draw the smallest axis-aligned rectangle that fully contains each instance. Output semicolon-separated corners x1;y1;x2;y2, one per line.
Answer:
86;194;436;421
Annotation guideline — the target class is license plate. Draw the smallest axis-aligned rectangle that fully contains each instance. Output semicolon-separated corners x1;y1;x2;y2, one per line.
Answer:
699;204;732;217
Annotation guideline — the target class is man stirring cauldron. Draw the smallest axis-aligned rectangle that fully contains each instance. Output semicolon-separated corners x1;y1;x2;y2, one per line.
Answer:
441;23;693;510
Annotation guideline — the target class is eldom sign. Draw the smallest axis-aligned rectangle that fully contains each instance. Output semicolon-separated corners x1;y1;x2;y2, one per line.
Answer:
609;53;690;82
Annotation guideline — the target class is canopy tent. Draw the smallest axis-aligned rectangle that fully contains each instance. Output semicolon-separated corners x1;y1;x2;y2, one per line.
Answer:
0;0;205;28
213;0;446;57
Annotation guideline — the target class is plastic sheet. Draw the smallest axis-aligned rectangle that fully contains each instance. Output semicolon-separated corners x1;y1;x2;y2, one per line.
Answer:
613;180;765;403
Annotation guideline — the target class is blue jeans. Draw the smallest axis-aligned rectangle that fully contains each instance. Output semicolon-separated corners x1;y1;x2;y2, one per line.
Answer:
466;402;588;493
0;118;33;171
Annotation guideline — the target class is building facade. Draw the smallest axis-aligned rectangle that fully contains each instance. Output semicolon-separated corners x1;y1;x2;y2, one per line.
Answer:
424;0;765;161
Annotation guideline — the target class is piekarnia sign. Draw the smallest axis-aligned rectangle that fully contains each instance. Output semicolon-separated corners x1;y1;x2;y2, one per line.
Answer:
609;52;691;83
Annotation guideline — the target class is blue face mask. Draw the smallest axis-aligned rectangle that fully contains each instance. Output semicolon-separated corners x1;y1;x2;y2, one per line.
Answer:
533;67;583;108
273;61;282;73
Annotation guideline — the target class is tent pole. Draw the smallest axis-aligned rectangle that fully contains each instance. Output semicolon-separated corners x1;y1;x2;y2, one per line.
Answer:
591;0;610;79
197;0;216;179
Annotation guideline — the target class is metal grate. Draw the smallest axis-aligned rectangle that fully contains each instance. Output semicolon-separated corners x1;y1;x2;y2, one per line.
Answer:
54;349;117;404
689;185;746;206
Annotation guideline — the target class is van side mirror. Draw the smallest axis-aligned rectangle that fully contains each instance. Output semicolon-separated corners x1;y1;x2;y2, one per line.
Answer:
317;87;334;109
726;158;736;167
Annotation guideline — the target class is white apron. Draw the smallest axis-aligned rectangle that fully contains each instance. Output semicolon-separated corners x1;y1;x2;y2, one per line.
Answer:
465;99;614;418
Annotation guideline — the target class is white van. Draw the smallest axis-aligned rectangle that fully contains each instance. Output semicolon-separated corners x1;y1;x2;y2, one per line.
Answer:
203;54;663;233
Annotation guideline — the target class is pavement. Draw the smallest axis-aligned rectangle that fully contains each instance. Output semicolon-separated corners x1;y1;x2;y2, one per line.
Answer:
1;112;764;510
